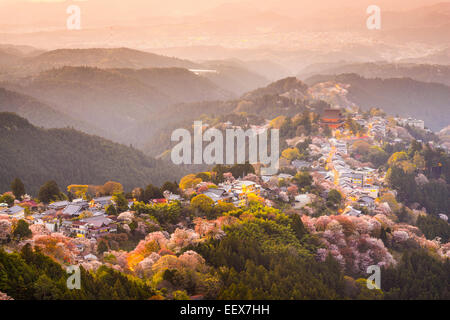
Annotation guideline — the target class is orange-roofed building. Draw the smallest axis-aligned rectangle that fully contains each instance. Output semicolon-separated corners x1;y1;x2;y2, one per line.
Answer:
321;109;344;129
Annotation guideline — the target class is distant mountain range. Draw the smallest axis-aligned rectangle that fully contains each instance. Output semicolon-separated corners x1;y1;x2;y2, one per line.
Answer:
379;2;450;44
0;112;184;194
199;62;270;96
0;44;43;67
0;47;270;96
298;62;450;86
398;47;450;66
0;47;276;150
1;44;449;161
0;47;200;78
23;47;200;71
1;65;234;144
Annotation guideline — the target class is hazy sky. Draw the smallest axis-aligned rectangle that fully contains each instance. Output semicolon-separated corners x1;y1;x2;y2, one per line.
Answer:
0;0;447;50
0;0;444;27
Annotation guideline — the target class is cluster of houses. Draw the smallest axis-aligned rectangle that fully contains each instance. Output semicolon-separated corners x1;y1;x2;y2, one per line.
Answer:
0;188;193;242
2;109;443;243
314;137;381;216
44;197;116;236
275;113;402;216
191;112;437;216
198;179;264;207
367;117;388;139
188;127;384;213
0;196;119;240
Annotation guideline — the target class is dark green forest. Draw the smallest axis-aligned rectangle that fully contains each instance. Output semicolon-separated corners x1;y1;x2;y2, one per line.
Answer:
0;244;153;300
0;112;184;194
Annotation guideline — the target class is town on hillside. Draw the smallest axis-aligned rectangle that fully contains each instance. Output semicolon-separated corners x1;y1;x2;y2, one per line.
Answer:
1;107;449;263
1;95;450;301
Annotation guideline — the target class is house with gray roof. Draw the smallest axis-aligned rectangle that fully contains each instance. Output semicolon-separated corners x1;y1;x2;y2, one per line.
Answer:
358;196;375;210
81;215;113;228
93;196;112;207
62;204;83;216
201;188;233;203
5;205;25;219
48;201;70;210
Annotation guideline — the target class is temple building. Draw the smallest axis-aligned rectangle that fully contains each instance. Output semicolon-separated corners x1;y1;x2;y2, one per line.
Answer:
321;109;344;129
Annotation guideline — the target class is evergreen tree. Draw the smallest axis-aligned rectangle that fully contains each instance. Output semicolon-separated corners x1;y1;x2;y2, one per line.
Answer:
417;215;450;242
327;189;342;205
290;214;307;240
142;184;163;202
112;192;128;213
97;240;109;256
380;227;388;246
13;220;32;240
160;181;179;194
38;180;61;204
0;193;14;206
105;204;117;215
11;178;25;200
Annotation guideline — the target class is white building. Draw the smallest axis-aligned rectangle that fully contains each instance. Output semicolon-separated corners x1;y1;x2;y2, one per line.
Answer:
398;117;425;130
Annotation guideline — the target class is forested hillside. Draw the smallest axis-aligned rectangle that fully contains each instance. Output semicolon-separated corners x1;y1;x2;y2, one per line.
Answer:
0;245;154;300
0;87;103;136
1;66;235;146
0;113;184;194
